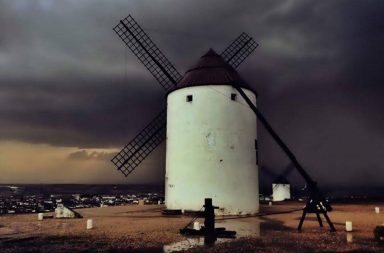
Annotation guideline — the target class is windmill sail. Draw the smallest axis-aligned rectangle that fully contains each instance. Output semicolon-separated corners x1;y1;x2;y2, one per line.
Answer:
111;109;166;176
113;15;182;91
221;32;258;69
111;14;181;177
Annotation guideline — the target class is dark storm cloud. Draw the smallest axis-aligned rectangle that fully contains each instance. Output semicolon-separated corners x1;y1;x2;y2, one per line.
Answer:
0;77;165;147
0;0;276;148
1;0;383;186
246;0;384;187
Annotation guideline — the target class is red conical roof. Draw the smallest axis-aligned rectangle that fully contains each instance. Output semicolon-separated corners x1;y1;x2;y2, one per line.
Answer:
177;49;252;90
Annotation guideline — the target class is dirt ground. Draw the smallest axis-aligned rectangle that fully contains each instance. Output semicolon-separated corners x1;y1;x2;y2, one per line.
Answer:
0;202;383;252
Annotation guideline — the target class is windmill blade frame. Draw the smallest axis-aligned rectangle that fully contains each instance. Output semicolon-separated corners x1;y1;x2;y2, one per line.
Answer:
113;15;182;92
221;32;259;69
111;109;166;177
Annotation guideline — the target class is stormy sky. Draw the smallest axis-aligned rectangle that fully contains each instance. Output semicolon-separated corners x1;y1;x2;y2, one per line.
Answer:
0;0;383;187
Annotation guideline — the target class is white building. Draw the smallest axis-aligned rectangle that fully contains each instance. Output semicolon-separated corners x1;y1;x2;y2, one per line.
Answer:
165;49;259;215
272;178;291;201
55;204;82;219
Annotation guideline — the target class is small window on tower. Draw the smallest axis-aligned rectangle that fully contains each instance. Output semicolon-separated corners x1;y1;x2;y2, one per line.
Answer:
255;139;258;150
186;95;193;102
231;93;237;101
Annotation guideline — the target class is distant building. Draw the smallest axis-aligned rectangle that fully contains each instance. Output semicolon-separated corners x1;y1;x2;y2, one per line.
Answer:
9;186;24;194
272;177;291;202
55;204;82;219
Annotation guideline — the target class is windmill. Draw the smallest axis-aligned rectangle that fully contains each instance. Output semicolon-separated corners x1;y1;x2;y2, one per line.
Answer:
272;164;294;201
111;15;259;215
259;164;293;201
111;14;336;230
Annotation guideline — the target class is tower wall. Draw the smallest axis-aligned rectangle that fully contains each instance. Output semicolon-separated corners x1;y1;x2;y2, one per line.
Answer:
165;85;259;215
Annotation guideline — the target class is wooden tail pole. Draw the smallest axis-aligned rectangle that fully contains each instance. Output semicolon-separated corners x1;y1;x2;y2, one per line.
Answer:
232;85;336;232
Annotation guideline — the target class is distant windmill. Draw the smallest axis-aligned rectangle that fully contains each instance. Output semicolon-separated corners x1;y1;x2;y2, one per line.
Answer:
111;15;336;231
272;164;294;201
259;164;292;201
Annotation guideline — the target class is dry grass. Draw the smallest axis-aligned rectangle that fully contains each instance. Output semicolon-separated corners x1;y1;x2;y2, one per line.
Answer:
0;203;383;252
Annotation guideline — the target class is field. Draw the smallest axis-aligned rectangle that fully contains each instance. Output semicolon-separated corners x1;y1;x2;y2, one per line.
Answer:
0;202;383;252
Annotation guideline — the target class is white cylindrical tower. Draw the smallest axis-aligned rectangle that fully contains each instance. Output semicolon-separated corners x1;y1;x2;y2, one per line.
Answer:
272;183;291;202
165;49;259;215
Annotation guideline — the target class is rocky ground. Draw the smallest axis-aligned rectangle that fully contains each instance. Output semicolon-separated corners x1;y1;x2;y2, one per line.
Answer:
0;202;383;252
